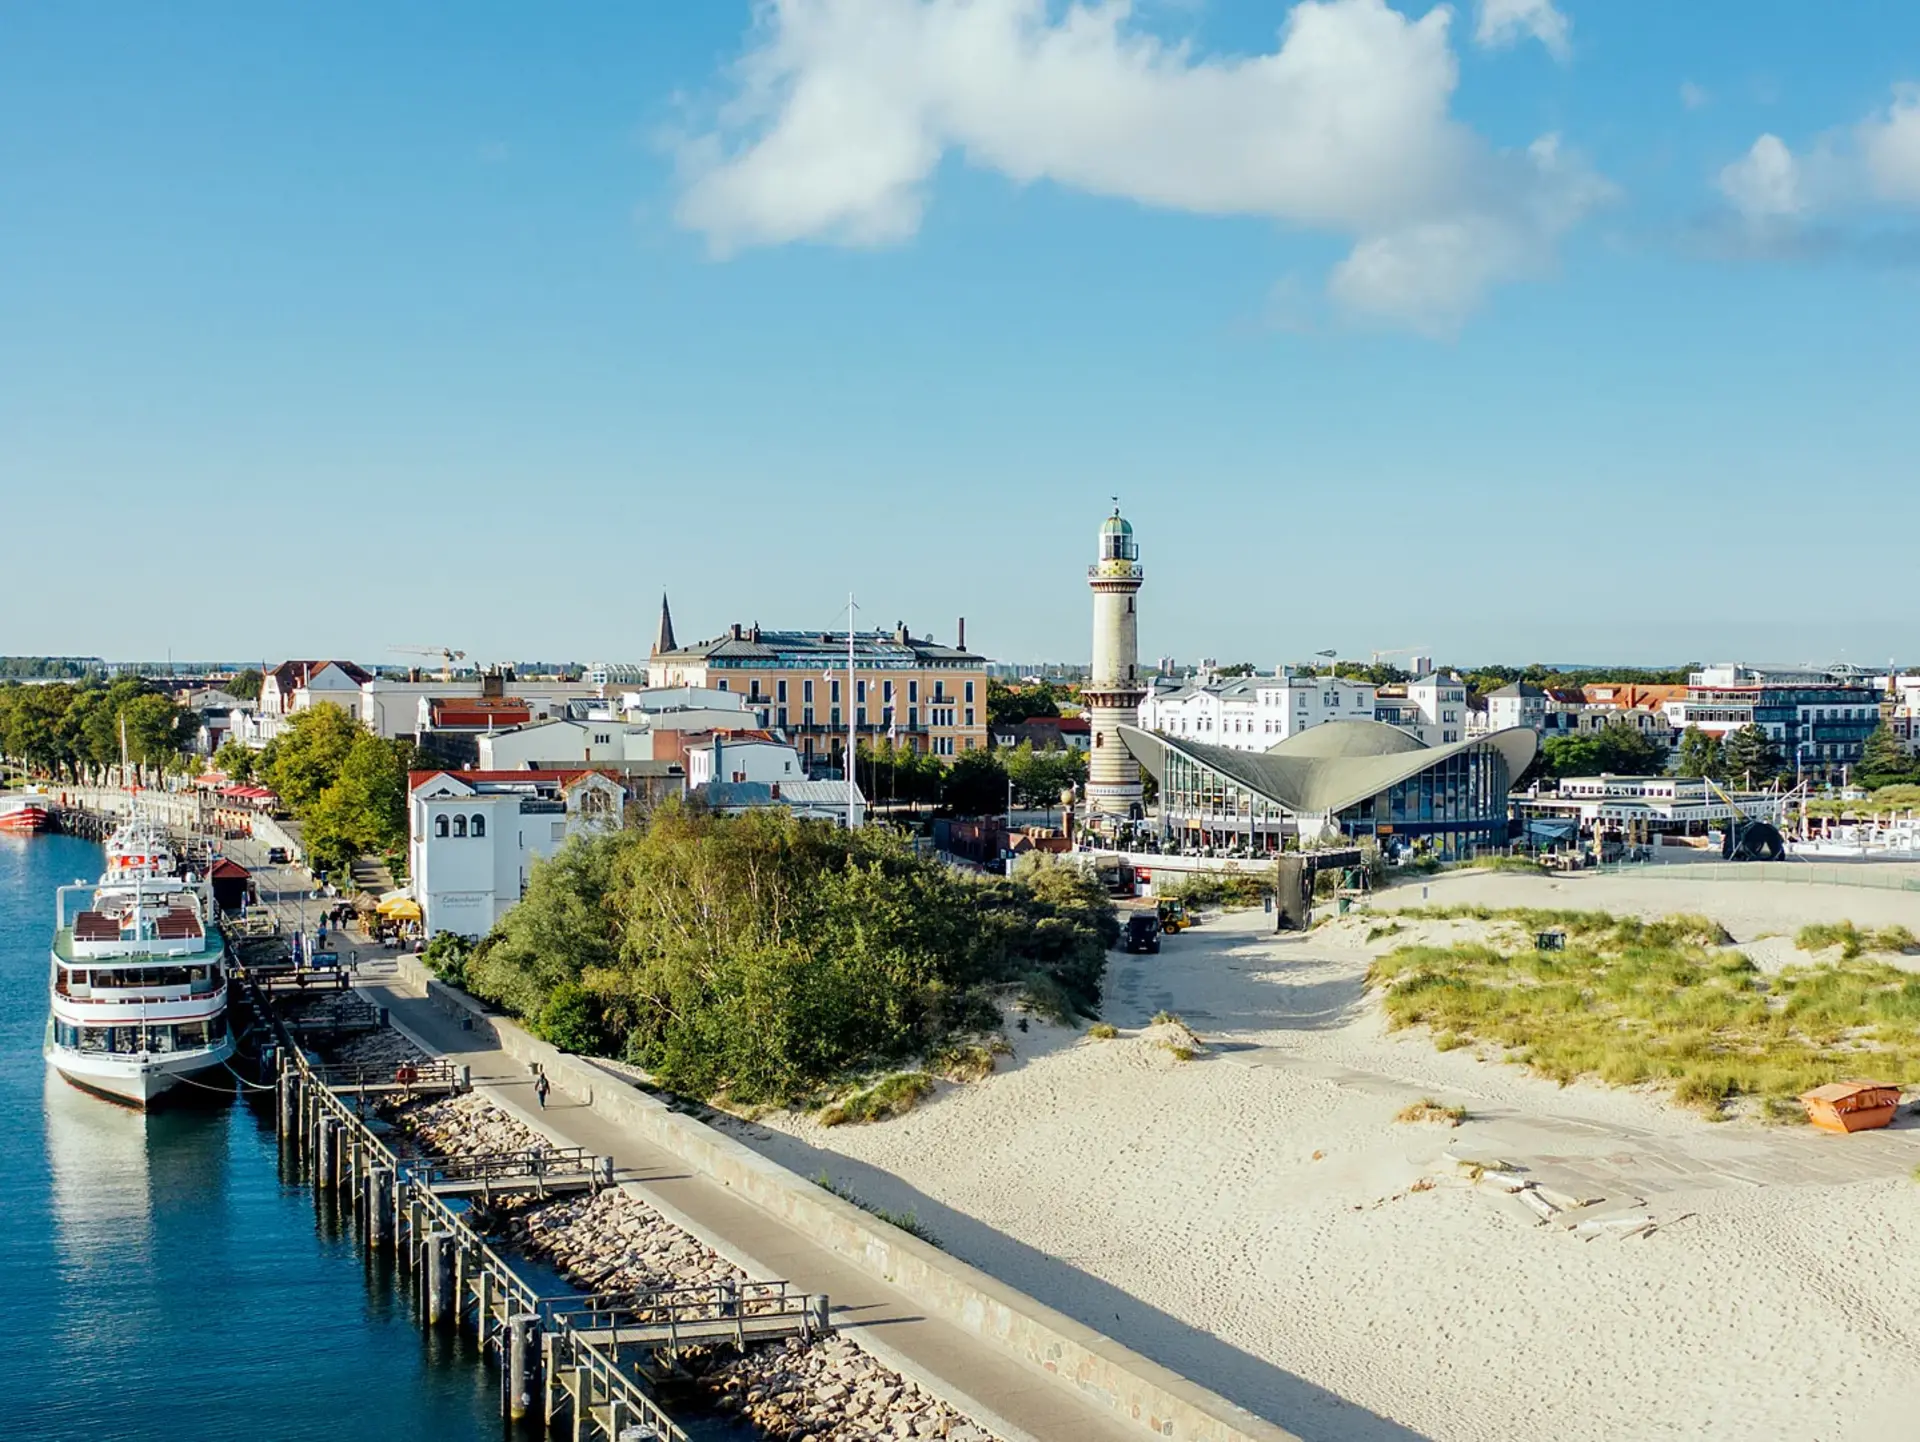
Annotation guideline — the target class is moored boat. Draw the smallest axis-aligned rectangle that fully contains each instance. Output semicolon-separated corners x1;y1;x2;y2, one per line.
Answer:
0;786;54;833
45;864;233;1108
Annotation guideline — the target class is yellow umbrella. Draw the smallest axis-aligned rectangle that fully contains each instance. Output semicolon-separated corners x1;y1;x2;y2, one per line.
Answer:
375;896;422;921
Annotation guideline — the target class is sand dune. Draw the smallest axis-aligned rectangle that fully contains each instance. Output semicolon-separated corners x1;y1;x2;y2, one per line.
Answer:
728;872;1920;1442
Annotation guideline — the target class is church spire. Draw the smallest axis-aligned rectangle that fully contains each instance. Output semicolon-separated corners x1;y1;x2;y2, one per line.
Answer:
653;592;677;656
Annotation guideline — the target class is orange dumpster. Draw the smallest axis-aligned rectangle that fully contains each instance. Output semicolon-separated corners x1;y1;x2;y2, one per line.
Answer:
1798;1082;1901;1134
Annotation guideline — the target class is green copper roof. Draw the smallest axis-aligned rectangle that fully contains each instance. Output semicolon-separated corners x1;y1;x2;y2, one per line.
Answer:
1100;512;1133;535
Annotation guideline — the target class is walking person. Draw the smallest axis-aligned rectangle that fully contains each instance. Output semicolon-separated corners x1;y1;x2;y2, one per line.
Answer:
534;1070;551;1109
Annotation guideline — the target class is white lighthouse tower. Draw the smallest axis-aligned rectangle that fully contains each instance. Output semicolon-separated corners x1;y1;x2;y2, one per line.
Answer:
1086;506;1145;826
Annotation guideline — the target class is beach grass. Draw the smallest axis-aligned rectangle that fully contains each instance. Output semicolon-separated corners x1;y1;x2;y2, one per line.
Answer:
817;1071;936;1126
1367;912;1920;1115
1396;1097;1468;1126
1795;921;1919;960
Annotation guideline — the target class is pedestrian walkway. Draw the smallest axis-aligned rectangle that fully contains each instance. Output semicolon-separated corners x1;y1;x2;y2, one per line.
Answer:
356;975;1153;1442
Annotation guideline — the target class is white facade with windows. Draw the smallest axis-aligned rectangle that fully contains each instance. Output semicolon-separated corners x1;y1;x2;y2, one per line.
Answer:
408;769;627;939
687;737;804;789
476;719;655;771
1140;671;1378;752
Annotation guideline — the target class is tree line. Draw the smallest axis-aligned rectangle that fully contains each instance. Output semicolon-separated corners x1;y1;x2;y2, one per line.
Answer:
426;804;1118;1104
0;678;199;781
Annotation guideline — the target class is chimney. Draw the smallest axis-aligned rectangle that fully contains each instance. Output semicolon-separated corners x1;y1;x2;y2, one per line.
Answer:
957;617;966;650
731;622;743;641
896;620;909;644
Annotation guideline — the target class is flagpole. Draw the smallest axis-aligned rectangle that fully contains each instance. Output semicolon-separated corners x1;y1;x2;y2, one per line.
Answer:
846;593;858;829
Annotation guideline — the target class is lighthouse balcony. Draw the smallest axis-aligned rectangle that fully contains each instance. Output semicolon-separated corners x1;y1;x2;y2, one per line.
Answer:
1088;562;1144;580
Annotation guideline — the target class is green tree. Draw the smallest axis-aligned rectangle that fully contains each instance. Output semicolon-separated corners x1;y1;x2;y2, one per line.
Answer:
1856;723;1919;790
264;703;362;813
1676;726;1727;781
941;747;1008;816
300;732;415;874
1721;724;1784;788
213;739;256;783
986;680;1062;728
1537;722;1667;782
1003;742;1075;815
228;668;263;702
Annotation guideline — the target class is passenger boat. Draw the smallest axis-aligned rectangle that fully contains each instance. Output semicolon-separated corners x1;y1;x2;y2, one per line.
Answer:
0;786;54;833
103;814;177;880
45;858;233;1108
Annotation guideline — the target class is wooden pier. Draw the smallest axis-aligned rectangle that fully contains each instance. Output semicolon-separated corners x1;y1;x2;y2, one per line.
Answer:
266;1031;830;1439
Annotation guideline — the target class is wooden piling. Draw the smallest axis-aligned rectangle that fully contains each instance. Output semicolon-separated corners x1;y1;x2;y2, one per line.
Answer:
506;1314;537;1422
315;1118;337;1189
367;1166;391;1248
426;1230;452;1326
570;1365;591;1442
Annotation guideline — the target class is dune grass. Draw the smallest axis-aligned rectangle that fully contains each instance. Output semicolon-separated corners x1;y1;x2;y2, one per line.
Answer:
1366;913;1920;1116
817;1071;936;1126
1396;1097;1468;1126
1795;921;1919;960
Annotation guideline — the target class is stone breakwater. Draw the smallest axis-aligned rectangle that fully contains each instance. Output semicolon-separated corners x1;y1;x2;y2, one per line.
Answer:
395;1093;998;1442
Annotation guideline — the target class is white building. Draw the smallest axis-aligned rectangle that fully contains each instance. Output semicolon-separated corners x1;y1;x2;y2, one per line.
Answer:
408;768;630;939
1141;669;1378;752
476;718;654;771
687;735;804;789
261;660;372;720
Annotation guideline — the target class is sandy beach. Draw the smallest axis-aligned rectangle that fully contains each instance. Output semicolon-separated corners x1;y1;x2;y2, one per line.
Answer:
724;868;1920;1442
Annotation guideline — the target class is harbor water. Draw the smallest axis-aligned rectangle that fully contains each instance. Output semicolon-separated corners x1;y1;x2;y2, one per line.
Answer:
3;833;505;1442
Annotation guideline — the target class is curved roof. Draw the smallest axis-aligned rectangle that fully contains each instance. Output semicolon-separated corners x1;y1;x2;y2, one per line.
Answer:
1100;511;1133;535
1118;720;1538;817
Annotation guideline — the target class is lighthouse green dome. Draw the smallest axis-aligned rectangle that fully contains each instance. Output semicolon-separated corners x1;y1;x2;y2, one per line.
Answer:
1100;510;1133;536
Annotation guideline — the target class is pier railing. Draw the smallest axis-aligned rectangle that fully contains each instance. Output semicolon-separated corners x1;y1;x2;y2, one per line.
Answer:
262;1028;830;1440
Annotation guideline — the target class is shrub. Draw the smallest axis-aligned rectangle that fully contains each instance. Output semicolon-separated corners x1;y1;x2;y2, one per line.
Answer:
420;932;472;987
535;981;610;1054
929;1042;997;1083
1087;1022;1119;1040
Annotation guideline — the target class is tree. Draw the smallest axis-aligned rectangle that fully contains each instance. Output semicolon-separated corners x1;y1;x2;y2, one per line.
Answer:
1721;724;1784;788
301;732;413;874
986;680;1061;728
264;703;362;813
856;739;942;807
1215;662;1257;678
213;740;256;782
1003;742;1073;813
1676;726;1727;781
1537;721;1667;782
940;747;1008;816
1856;723;1919;791
229;668;263;702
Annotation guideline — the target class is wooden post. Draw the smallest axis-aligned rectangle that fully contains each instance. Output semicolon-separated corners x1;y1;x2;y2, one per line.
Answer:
451;1239;469;1332
476;1269;494;1345
367;1166;391;1248
570;1365;591;1442
425;1230;452;1325
506;1315;537;1422
315;1118;337;1189
543;1332;559;1426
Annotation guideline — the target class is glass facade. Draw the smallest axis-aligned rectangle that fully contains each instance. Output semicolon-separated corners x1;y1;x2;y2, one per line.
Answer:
1156;742;1512;859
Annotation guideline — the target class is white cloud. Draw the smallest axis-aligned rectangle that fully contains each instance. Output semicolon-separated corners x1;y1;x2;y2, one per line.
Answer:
675;0;1610;333
1473;0;1570;62
1715;85;1920;233
1679;80;1708;111
1717;134;1803;221
1859;86;1920;205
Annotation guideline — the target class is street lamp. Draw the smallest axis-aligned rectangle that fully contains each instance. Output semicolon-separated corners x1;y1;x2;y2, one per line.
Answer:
1315;649;1338;676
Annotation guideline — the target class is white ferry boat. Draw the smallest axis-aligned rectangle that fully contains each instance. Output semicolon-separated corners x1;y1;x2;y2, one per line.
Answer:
45;867;233;1108
0;785;54;833
103;814;176;880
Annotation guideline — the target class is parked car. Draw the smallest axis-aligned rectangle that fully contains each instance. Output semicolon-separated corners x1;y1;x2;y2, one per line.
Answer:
266;846;290;864
1121;912;1162;954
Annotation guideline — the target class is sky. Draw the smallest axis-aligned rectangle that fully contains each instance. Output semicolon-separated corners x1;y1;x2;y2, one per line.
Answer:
3;1;1918;671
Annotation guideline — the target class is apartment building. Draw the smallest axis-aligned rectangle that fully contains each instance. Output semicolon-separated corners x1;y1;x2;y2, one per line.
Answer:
647;599;988;764
1140;668;1379;751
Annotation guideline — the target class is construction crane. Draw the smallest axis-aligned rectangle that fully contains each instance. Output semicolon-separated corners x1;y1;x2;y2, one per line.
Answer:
390;645;467;682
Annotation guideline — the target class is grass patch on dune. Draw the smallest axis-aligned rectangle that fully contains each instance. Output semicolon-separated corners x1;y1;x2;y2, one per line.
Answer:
1796;921;1919;960
1396;1097;1467;1126
1366;913;1920;1117
1087;1022;1118;1040
817;1071;936;1127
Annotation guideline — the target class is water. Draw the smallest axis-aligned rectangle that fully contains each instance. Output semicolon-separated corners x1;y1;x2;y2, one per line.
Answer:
3;834;504;1442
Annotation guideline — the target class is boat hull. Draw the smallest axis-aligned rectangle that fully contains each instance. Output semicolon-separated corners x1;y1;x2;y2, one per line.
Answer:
46;1033;236;1109
0;803;51;833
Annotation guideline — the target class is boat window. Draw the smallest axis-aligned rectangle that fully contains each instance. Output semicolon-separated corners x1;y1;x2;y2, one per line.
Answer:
453;815;468;838
470;814;486;838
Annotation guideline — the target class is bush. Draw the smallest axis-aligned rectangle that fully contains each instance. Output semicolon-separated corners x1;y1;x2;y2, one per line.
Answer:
1087;1022;1119;1040
535;981;611;1054
1158;872;1271;910
1396;1098;1467;1126
420;932;472;988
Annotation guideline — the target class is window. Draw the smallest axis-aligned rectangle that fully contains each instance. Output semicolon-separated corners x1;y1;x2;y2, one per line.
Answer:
452;815;467;838
803;706;814;727
470;814;485;838
831;679;841;704
717;680;728;691
883;680;894;702
831;707;841;728
777;679;788;703
908;680;918;703
857;707;867;728
804;679;814;703
778;706;788;727
593;733;611;745
857;680;867;703
965;680;974;702
965;707;974;727
551;821;566;842
908;706;918;729
435;815;449;838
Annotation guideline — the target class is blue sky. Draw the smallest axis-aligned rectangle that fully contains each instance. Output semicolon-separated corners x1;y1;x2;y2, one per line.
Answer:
3;1;1917;671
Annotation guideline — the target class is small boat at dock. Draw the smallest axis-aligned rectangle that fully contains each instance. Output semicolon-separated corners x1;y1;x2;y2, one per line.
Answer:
0;785;54;833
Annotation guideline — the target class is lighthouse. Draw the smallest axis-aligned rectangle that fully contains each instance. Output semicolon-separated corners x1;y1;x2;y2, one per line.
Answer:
1086;506;1146;825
